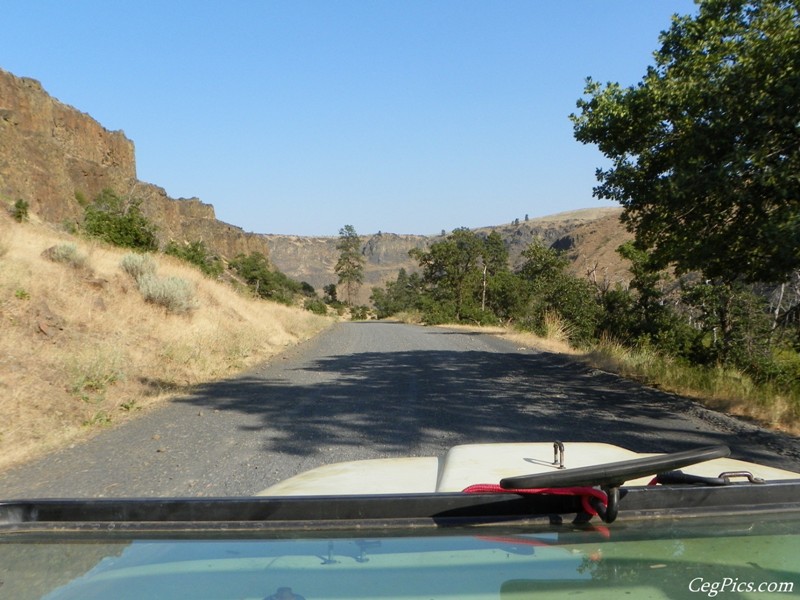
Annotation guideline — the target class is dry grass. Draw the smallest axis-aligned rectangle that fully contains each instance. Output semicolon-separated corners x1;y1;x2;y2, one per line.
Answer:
584;337;800;435
497;328;580;356
0;210;332;471
435;322;579;356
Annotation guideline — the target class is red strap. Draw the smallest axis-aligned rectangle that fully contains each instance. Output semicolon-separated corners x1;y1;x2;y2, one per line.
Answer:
462;483;608;516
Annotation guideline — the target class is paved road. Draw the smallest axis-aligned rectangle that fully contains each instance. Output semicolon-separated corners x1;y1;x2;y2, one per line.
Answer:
2;322;799;498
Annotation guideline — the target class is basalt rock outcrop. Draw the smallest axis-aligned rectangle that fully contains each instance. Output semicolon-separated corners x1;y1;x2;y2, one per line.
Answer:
263;232;437;303
0;68;270;260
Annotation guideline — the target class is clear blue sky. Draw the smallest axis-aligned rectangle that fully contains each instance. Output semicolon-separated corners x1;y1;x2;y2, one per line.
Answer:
2;1;697;236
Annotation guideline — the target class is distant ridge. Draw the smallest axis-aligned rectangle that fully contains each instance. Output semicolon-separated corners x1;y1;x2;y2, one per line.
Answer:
485;206;622;226
264;206;631;304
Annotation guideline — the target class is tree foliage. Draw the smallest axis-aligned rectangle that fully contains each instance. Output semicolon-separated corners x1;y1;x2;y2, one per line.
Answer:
370;229;799;387
597;243;700;356
334;225;365;305
410;228;486;322
82;188;158;251
516;241;601;344
682;278;775;372
165;240;223;278
229;251;306;305
370;268;423;319
323;283;339;304
403;228;526;324
571;0;800;284
378;230;598;339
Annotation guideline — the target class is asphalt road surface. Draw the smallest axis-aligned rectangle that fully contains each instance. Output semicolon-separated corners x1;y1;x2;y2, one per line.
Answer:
2;322;799;498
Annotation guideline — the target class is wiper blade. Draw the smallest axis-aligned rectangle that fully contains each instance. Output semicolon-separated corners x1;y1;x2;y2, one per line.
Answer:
500;445;731;490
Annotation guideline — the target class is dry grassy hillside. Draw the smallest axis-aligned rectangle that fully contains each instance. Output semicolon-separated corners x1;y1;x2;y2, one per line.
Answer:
555;211;634;287
0;208;332;472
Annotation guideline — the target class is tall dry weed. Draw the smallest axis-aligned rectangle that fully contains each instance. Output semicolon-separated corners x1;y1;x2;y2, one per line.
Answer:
541;311;574;344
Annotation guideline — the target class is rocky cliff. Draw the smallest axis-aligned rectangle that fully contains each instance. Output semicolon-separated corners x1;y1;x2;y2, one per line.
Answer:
0;68;271;260
263;232;437;302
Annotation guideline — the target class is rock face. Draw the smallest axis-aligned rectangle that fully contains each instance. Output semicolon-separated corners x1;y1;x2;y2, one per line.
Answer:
0;71;134;224
550;212;634;288
472;208;626;270
263;232;436;303
0;68;271;260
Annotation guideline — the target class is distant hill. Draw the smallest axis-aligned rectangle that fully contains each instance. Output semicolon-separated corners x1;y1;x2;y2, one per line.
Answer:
473;207;627;271
265;207;632;304
548;210;634;289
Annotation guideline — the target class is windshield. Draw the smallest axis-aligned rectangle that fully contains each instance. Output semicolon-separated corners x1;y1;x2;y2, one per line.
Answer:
4;513;798;600
4;3;800;600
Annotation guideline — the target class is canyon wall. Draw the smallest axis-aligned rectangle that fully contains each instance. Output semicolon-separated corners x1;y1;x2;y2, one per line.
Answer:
0;68;271;260
265;207;631;304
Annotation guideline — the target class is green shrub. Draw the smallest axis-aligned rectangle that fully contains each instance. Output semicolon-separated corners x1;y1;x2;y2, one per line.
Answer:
350;305;370;320
370;269;424;319
61;220;78;234
83;189;158;251
304;297;328;315
165;240;223;278
516;241;601;345
42;243;88;269
12;199;29;222
228;252;304;305
323;284;338;304
419;298;458;325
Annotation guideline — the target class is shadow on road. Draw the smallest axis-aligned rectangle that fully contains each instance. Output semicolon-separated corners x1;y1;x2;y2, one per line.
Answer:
177;345;796;467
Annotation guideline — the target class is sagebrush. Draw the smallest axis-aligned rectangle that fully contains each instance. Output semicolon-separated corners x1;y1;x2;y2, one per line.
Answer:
121;253;197;314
